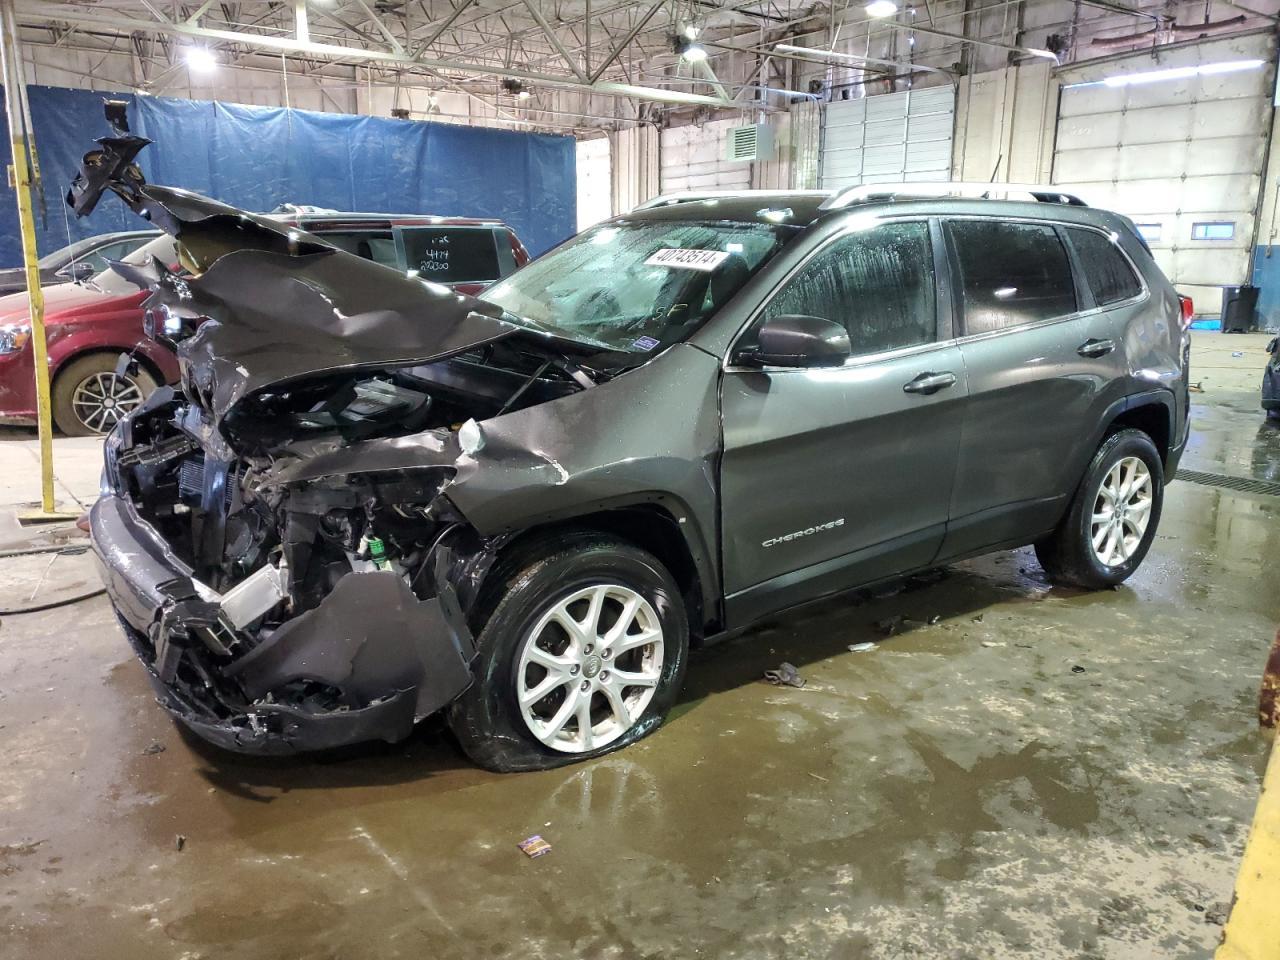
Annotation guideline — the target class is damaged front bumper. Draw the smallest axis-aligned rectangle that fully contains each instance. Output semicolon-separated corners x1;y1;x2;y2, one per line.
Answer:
91;486;477;755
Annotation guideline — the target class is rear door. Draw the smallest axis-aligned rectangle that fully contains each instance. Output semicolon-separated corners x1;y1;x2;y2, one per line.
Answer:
1060;223;1144;396
719;217;967;624
938;217;1092;558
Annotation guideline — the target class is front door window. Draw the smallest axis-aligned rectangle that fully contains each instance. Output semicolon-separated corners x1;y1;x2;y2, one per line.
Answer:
753;219;937;358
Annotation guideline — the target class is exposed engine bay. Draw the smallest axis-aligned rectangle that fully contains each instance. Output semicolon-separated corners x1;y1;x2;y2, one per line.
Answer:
123;340;585;597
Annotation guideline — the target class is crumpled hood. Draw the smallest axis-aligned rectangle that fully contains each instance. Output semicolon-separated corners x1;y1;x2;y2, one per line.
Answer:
73;174;517;423
154;228;517;422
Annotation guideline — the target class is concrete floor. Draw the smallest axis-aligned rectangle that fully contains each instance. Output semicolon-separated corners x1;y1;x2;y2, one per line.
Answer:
1;334;1278;959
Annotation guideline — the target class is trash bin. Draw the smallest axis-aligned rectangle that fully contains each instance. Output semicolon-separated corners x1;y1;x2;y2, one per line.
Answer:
1221;284;1259;333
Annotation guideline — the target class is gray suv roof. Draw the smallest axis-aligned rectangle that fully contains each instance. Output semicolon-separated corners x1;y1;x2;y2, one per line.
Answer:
623;185;1138;241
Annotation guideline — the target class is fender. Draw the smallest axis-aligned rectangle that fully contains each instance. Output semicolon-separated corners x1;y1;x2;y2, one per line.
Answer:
469;490;721;634
1088;388;1177;470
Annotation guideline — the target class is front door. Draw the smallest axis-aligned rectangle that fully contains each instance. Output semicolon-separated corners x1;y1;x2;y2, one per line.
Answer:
719;218;967;626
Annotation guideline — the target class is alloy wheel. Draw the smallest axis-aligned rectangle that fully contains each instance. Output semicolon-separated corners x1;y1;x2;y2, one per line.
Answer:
71;371;144;434
515;583;664;753
1090;455;1153;567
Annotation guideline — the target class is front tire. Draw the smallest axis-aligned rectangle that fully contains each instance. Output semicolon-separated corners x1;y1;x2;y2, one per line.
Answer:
52;353;156;436
449;534;689;773
1036;428;1164;589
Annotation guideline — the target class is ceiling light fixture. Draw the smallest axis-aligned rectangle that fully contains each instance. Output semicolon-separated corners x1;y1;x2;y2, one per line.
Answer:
1105;58;1264;86
682;23;701;40
677;39;708;61
184;47;218;72
1062;58;1265;89
865;0;899;18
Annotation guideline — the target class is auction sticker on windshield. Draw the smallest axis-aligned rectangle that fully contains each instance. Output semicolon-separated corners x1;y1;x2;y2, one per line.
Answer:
644;248;730;271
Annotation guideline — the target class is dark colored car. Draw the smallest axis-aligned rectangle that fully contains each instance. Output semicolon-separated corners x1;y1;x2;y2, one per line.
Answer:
0;215;528;435
1264;335;1279;418
79;120;1188;770
0;230;158;296
264;211;529;298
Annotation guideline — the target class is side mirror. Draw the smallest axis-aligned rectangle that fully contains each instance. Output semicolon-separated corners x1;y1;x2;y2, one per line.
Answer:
742;314;851;368
57;261;95;281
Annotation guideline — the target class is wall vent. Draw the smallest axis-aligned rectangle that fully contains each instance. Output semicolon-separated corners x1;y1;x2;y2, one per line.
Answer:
727;124;775;162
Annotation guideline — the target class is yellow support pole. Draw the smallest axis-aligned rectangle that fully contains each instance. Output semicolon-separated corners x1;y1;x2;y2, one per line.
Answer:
1216;629;1280;960
1216;733;1280;960
0;0;75;521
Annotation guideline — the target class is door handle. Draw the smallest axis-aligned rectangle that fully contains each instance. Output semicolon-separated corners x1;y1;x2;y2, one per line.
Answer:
1077;338;1116;358
902;371;957;395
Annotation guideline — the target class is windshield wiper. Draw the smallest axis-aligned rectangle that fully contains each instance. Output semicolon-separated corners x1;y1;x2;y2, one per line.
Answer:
555;355;596;388
491;308;599;386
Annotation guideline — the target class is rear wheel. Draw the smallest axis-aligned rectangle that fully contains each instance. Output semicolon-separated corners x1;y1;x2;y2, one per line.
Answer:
1035;428;1164;589
52;354;156;436
449;534;688;772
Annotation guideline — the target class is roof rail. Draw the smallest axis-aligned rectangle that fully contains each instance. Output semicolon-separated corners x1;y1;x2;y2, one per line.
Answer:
633;189;833;211
820;181;1087;210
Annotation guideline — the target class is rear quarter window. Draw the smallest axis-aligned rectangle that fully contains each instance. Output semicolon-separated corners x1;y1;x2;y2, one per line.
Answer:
399;226;501;284
1064;226;1143;306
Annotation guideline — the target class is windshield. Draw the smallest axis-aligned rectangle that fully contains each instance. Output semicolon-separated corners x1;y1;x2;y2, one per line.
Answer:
481;220;792;353
89;235;179;295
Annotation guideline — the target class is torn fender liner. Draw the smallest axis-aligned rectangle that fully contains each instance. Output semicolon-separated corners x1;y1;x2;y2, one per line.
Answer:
225;570;475;721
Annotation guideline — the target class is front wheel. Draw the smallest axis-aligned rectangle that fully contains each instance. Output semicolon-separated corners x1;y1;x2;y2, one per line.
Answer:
449;534;689;772
1036;428;1165;589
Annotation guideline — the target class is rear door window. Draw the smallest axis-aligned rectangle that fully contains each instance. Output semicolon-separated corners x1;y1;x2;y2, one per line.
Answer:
759;220;937;358
945;219;1077;334
397;226;501;284
1063;226;1143;306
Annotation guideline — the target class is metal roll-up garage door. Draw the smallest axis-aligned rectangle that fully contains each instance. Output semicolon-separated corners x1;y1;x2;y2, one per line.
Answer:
660;119;752;194
1052;32;1276;316
819;86;955;190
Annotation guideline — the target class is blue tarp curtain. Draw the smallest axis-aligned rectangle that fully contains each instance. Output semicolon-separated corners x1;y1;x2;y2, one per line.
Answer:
0;84;576;267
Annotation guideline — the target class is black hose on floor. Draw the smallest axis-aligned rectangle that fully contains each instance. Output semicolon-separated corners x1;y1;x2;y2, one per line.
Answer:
0;543;106;615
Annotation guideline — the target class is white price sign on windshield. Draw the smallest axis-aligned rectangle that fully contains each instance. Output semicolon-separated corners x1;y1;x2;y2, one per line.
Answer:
644;248;730;271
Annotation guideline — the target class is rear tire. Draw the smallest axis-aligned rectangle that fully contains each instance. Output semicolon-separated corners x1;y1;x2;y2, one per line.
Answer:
1035;428;1164;589
449;533;689;773
52;353;156;436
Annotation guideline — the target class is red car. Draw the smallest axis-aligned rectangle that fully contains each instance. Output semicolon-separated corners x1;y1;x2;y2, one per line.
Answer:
0;213;529;435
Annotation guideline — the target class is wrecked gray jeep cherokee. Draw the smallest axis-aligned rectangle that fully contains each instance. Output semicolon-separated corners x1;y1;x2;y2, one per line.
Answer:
78;104;1187;771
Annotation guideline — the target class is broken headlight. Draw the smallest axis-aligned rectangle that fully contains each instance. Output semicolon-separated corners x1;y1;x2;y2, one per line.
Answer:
143;304;202;343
